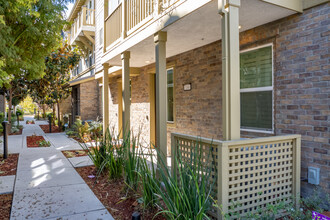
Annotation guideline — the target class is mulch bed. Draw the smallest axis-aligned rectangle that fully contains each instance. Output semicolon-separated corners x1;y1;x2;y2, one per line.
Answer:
62;149;89;158
39;124;62;133
9;128;23;136
26;135;49;148
76;166;165;220
0;194;13;220
0;154;19;176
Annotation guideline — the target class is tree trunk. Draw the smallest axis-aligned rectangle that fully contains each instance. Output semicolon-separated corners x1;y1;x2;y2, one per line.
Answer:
52;103;56;125
42;104;46;118
57;101;61;130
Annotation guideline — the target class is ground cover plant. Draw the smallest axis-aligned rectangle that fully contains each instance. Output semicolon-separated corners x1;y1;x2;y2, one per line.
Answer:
66;119;103;143
62;149;89;158
9;125;23;135
26;120;35;124
26;135;50;147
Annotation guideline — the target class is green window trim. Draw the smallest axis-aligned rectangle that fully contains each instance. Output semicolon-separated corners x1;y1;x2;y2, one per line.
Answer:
240;45;273;132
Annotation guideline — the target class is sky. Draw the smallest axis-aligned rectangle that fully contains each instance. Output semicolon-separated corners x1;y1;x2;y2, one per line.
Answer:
65;2;74;19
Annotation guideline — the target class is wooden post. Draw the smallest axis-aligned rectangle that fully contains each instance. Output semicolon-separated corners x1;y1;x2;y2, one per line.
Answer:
121;51;131;137
102;63;110;137
293;135;301;209
2;121;8;159
218;0;241;218
220;0;241;141
154;31;167;167
218;142;229;219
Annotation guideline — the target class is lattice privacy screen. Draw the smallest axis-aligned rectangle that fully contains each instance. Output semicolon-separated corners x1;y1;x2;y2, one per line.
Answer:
171;133;301;220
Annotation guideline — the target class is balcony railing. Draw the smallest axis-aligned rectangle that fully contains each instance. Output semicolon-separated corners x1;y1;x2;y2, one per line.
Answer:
104;0;177;49
68;7;95;44
171;133;301;219
105;4;122;48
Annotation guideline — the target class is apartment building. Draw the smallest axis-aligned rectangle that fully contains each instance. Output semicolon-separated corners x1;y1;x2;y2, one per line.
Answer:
61;0;101;122
67;0;329;209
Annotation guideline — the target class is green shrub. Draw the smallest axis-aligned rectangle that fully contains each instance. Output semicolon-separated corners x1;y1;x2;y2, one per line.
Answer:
122;132;141;191
16;109;24;116
152;142;216;220
88;121;103;141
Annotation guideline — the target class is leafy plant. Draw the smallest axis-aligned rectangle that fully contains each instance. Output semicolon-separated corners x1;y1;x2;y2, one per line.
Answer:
137;148;159;208
122;132;141;191
152;141;216;220
88;121;103;141
37;140;51;147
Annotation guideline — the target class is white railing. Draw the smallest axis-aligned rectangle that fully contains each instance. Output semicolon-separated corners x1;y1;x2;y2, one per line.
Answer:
69;7;95;44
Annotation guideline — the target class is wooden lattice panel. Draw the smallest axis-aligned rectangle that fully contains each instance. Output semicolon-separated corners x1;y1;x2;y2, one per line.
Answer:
171;133;300;220
227;140;294;216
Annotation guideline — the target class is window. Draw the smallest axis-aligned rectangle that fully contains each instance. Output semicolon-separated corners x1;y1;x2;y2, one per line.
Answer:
240;45;273;132
167;68;174;122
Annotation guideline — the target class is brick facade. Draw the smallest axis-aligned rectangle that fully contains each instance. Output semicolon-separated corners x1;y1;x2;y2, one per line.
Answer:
79;79;100;121
60;79;101;121
105;3;329;195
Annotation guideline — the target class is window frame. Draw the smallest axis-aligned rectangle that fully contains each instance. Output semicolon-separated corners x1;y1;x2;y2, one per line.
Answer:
166;67;175;124
239;43;274;134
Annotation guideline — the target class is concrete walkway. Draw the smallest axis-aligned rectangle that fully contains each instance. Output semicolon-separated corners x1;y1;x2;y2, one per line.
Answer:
2;116;113;220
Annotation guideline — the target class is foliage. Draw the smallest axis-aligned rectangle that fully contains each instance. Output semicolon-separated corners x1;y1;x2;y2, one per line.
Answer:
0;0;73;87
88;121;103;141
73;119;90;142
19;96;37;114
37;140;51;147
122;132;141;191
16;108;24;116
216;188;330;220
151;142;215;220
137;149;158;208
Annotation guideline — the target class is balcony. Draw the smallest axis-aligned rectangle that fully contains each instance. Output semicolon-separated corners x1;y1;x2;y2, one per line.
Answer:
68;6;95;49
104;0;191;50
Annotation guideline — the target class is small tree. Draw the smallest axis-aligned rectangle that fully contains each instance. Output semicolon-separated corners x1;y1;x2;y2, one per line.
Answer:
44;43;80;128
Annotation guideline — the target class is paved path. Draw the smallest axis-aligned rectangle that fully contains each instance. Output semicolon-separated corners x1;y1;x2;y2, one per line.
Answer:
2;116;113;220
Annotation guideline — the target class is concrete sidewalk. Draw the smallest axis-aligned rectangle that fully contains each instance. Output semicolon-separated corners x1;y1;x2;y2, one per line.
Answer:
3;116;113;220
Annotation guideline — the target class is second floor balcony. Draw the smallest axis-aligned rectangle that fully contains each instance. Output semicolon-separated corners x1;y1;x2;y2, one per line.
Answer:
67;5;95;47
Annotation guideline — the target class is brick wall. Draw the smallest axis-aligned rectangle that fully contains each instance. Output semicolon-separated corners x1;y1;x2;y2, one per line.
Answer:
79;79;100;121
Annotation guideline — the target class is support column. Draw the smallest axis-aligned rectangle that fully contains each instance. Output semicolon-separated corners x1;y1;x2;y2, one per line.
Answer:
220;0;241;141
154;31;167;166
102;63;110;137
121;51;130;137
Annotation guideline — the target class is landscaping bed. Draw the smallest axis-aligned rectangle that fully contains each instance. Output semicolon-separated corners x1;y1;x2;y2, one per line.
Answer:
39;124;62;133
0;154;18;176
9;127;23;136
62;149;89;158
26;135;50;147
76;166;165;220
0;193;13;220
